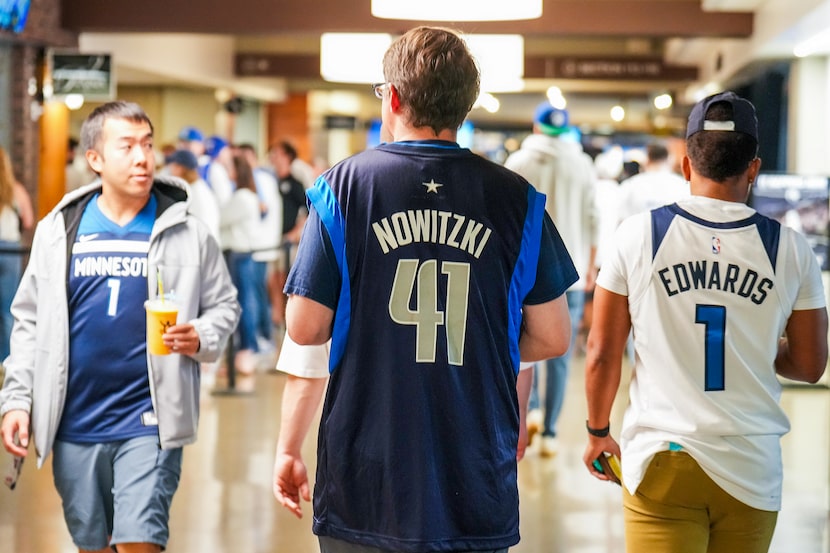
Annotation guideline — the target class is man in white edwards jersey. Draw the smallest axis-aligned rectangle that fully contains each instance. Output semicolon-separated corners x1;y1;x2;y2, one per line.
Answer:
273;27;577;553
582;91;828;553
0;101;240;553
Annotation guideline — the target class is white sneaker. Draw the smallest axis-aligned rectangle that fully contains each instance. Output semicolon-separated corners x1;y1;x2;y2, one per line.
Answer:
540;436;559;458
526;409;543;446
256;336;276;354
234;349;257;375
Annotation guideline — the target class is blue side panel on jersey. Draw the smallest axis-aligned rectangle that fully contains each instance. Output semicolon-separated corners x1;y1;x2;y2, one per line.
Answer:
751;215;781;271
507;187;546;374
306;177;351;373
651;205;678;260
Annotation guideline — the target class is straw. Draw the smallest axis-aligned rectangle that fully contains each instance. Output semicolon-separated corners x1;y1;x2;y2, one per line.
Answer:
157;268;164;303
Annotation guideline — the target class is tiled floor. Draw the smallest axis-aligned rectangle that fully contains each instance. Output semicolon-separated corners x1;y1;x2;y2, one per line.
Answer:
0;352;827;552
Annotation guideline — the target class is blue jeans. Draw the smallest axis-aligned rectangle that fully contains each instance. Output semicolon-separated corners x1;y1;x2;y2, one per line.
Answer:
252;260;272;341
529;289;585;437
226;251;259;352
0;241;21;362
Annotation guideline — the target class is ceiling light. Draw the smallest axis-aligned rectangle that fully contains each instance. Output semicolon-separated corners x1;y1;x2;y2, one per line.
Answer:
474;92;500;113
320;33;392;84
546;86;567;109
463;34;524;92
610;105;625;122
653;93;673;110
371;0;542;21
64;94;85;110
794;28;830;57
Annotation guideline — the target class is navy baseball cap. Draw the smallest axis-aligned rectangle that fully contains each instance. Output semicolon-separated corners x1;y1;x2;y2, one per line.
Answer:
534;102;569;136
685;91;758;141
178;126;204;143
165;149;199;170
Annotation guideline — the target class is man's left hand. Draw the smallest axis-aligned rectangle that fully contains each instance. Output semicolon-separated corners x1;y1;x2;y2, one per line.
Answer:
163;323;200;356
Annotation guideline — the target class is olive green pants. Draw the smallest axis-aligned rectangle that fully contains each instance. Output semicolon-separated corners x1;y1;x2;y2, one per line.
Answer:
623;450;778;553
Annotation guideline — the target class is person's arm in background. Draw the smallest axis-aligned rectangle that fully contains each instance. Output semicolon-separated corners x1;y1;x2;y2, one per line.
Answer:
284;178;309;244
775;308;828;383
583;155;600;291
582;286;629;481
12;182;34;231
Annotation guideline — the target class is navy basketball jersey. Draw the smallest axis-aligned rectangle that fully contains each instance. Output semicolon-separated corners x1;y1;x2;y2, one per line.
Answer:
286;141;576;551
58;194;157;442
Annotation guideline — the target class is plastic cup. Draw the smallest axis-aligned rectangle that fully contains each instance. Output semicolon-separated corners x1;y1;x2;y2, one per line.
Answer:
144;297;179;355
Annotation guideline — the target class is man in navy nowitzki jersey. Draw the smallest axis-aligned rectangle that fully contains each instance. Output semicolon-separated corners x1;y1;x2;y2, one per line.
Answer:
273;27;577;553
0;101;239;553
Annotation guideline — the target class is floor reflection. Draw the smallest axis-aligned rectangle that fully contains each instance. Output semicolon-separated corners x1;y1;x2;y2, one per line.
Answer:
0;353;827;552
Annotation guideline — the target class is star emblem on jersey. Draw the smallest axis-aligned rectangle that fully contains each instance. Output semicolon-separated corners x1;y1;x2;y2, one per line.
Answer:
422;179;443;193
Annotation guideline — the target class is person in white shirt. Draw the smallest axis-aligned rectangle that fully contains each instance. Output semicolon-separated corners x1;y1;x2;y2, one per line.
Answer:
165;149;221;244
238;143;282;351
201;136;235;209
583;91;828;553
220;155;262;374
616;142;690;223
504;103;598;457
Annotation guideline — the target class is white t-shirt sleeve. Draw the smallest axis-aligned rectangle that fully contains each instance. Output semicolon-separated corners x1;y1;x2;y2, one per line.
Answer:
275;333;330;379
596;213;648;296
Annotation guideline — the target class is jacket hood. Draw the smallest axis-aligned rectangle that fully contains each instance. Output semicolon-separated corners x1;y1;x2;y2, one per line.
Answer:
518;132;584;160
54;174;190;213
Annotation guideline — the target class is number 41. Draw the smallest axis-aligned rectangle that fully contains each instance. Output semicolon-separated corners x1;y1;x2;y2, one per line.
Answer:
389;259;470;366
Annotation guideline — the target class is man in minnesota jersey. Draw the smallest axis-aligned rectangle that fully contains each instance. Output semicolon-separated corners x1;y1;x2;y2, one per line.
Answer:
0;101;239;553
583;91;828;553
272;27;577;553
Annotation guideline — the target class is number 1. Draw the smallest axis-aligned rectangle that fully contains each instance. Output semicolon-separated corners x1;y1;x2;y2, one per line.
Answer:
107;278;121;317
695;304;725;391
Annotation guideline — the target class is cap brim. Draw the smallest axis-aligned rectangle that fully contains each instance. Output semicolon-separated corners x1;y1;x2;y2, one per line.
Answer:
537;123;568;136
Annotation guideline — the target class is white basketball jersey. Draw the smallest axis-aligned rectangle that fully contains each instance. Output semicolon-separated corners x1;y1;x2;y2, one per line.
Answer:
598;195;825;511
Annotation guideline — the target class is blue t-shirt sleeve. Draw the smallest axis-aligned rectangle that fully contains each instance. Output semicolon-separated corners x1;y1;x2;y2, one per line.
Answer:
284;207;341;310
524;213;579;305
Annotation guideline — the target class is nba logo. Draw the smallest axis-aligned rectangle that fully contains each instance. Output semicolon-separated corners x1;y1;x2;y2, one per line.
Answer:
711;236;721;254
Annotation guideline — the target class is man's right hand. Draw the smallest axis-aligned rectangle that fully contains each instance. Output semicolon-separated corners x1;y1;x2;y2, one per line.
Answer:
273;451;310;518
1;410;30;457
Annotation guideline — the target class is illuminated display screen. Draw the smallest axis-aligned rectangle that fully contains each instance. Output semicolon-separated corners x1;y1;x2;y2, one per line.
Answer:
0;0;31;33
751;173;830;270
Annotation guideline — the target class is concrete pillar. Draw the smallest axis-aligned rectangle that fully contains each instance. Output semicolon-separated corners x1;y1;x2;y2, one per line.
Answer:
788;56;830;174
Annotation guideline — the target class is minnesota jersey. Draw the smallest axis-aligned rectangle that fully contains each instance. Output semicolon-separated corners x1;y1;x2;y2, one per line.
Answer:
57;194;157;443
598;195;825;510
285;140;577;551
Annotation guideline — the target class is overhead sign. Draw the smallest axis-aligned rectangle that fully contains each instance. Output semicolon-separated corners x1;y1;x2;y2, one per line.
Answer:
524;56;698;81
50;52;115;100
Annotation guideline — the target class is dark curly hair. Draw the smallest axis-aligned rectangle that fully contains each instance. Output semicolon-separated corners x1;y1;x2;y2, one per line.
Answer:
382;27;480;135
686;102;758;182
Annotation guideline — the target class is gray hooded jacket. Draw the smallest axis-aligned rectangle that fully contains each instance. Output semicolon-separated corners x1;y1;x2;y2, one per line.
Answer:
0;176;240;467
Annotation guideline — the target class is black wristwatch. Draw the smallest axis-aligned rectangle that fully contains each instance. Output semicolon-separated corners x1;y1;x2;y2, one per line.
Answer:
586;421;610;438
